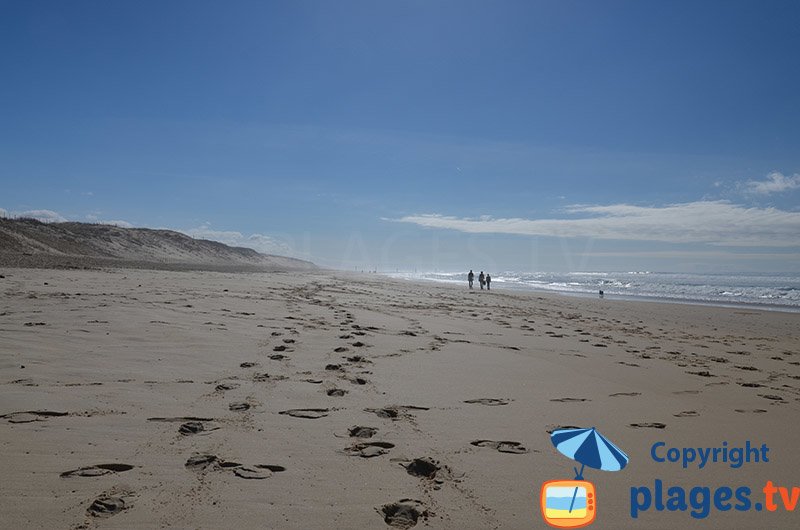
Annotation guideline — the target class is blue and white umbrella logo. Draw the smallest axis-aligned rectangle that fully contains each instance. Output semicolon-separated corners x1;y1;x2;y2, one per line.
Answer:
551;427;629;479
549;427;629;514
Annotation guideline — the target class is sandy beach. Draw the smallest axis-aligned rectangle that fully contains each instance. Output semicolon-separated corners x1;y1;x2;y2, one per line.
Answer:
1;267;798;529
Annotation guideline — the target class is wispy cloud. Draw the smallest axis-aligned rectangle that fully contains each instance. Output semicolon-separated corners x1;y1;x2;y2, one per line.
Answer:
393;201;800;247
180;223;294;256
742;171;800;195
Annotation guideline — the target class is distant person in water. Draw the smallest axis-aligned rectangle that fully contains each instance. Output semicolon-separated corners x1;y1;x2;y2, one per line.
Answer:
599;289;604;298
478;271;485;290
485;273;491;290
468;270;474;289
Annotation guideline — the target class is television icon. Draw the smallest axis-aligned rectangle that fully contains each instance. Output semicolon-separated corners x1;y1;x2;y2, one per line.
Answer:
540;480;596;528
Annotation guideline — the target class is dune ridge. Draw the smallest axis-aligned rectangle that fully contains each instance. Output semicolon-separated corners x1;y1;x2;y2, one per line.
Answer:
0;217;315;271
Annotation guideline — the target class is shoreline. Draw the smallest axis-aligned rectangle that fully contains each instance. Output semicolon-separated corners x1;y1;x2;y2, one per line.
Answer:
383;273;800;314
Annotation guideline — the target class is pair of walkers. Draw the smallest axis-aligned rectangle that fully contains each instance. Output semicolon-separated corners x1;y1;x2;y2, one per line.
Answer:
467;270;491;290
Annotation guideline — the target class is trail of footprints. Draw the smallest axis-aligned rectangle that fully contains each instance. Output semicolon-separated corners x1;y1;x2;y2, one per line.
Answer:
68;282;573;526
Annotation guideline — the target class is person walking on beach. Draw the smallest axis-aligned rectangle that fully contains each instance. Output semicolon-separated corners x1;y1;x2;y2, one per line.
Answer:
485;273;491;290
478;271;485;290
468;270;474;289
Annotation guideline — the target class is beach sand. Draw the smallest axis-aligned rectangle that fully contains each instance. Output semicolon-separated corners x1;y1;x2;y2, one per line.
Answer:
1;267;798;529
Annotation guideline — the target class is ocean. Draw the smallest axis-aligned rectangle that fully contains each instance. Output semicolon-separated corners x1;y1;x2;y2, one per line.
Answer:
385;271;800;312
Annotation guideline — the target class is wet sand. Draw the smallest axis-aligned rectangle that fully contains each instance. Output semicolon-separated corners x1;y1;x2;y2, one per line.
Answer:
1;267;798;529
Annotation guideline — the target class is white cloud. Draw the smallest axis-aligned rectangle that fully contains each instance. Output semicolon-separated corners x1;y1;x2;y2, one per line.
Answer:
393;201;800;247
4;209;69;222
743;171;800;195
85;213;133;227
2;207;135;227
104;220;134;228
181;223;294;256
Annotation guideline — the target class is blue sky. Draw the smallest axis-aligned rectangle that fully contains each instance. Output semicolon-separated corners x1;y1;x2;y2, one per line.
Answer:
2;1;799;272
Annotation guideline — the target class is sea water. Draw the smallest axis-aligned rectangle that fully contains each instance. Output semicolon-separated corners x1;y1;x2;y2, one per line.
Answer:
544;485;588;518
386;271;800;312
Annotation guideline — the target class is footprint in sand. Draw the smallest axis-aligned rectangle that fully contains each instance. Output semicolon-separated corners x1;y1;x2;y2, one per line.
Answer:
61;464;134;478
273;345;288;352
630;422;667;429
546;425;582;434
735;409;768;414
687;370;715;377
380;500;428;529
366;407;399;419
550;397;590;402
239;362;258;368
609;392;641;397
185;454;219;470
269;354;287;360
344;441;395;458
673;411;699;417
399;405;430;412
327;388;348;397
9;378;37;386
463;398;511;406
185;454;285;478
279;408;330;419
233;465;286;480
334;346;349;353
365;405;429;419
470;440;529;454
758;394;785;402
87;496;128;518
402;457;440;478
215;383;239;391
179;421;220;435
1;410;68;423
229;402;251;412
350;377;369;385
253;373;286;382
348;426;377;438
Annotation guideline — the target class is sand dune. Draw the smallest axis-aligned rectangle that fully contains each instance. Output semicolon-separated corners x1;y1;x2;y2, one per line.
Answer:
0;267;798;528
0;218;315;271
